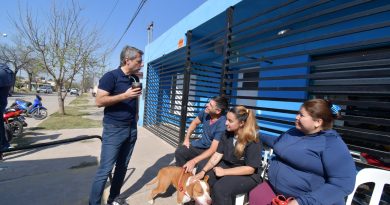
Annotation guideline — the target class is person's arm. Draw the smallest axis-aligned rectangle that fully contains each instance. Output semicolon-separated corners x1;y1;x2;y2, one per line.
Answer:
261;134;280;148
214;166;255;176
295;136;356;205
192;152;223;181
95;87;141;108
184;120;225;172
182;116;202;148
183;139;219;172
215;140;262;177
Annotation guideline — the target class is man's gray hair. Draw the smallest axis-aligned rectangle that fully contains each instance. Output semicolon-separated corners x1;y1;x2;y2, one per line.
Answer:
120;46;144;66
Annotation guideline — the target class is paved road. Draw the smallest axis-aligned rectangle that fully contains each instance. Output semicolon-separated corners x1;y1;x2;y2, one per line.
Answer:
7;93;76;127
1;94;179;205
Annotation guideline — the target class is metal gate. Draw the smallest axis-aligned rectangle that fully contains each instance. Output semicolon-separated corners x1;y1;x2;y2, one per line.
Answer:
143;0;390;168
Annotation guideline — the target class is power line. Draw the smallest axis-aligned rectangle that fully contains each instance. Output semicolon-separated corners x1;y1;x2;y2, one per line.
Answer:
111;0;147;53
101;0;120;30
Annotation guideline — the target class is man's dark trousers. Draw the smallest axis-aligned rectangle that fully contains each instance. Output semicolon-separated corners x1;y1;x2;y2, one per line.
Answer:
0;86;10;150
175;145;208;171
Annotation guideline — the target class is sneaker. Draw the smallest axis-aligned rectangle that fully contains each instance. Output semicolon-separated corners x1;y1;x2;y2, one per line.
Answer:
107;198;128;205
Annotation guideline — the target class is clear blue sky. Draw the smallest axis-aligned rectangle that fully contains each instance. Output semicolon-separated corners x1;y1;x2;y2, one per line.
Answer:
0;0;206;75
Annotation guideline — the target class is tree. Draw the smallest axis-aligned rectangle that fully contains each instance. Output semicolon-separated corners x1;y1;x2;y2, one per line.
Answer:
0;39;34;92
23;57;45;91
80;52;108;93
12;1;103;114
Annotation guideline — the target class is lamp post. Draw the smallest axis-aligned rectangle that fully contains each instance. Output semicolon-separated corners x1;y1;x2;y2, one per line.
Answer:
147;22;153;44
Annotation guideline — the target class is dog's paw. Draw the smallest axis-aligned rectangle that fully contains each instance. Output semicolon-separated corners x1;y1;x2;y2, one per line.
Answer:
148;199;154;204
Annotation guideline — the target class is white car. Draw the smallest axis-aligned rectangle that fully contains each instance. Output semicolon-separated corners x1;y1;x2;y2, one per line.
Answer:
70;88;79;96
37;86;53;94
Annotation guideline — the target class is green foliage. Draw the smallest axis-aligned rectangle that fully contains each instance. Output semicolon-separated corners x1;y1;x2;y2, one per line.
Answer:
40;95;101;130
39;115;101;130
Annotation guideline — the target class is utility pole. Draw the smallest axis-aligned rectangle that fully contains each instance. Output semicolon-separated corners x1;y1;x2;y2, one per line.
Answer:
147;21;154;44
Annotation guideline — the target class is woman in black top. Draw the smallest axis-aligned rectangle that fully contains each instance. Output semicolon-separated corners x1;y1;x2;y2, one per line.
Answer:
192;105;262;205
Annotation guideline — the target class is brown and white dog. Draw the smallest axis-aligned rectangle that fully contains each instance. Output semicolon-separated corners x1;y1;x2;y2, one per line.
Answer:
147;166;212;205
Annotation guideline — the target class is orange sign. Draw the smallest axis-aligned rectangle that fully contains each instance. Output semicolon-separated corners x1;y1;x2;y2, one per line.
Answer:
178;38;184;48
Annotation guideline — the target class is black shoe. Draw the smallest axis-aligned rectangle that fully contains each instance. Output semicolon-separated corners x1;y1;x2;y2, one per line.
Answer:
0;145;13;152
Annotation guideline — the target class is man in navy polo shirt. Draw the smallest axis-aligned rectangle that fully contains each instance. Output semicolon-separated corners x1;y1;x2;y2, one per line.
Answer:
89;46;143;205
175;96;228;173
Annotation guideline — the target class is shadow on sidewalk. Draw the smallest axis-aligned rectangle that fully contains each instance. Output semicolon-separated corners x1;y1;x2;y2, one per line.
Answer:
13;131;61;144
0;156;99;205
4;133;62;160
119;153;175;199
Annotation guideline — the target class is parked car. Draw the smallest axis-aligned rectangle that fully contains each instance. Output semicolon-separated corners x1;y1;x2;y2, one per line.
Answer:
37;86;53;94
70;88;79;96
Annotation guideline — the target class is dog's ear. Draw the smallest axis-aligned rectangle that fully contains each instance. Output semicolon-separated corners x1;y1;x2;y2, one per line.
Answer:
186;182;195;196
203;175;209;183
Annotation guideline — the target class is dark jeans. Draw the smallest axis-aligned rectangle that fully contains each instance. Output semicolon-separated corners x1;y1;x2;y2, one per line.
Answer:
174;145;208;172
89;122;138;205
207;161;259;205
0;86;10;150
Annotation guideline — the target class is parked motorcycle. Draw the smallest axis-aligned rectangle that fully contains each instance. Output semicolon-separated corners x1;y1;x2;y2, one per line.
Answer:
11;95;48;120
3;108;27;138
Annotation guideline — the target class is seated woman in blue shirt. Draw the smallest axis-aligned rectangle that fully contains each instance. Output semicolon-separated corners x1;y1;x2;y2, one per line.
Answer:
192;105;262;205
262;99;356;205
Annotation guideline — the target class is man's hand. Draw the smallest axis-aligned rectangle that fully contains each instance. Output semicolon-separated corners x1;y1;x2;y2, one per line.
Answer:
190;170;205;183
183;159;196;173
213;167;225;177
124;87;141;99
182;139;190;148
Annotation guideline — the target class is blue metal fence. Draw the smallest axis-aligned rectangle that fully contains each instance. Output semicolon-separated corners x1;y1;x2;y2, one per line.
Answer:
143;0;390;169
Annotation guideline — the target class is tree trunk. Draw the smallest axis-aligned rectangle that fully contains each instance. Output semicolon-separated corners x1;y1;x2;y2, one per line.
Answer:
57;92;65;115
81;66;86;94
12;71;17;93
28;73;33;92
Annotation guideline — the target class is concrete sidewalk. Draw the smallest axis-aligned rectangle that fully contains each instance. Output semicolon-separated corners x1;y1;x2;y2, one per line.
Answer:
0;95;179;205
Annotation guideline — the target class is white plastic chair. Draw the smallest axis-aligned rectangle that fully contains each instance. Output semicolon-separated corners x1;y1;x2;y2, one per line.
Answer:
235;149;273;205
261;149;273;178
235;193;246;205
346;168;390;205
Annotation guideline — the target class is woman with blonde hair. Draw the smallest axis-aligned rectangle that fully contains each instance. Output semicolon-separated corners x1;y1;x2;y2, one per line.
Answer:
192;105;262;205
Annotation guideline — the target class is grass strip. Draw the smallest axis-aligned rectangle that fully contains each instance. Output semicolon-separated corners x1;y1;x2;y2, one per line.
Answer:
69;94;90;105
39;96;101;130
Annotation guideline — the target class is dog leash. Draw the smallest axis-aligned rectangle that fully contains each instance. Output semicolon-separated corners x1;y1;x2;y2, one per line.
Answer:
178;168;191;198
178;168;185;192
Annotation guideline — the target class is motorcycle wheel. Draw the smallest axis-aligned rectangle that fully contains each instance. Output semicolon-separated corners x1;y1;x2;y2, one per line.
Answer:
10;121;24;138
32;108;48;120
